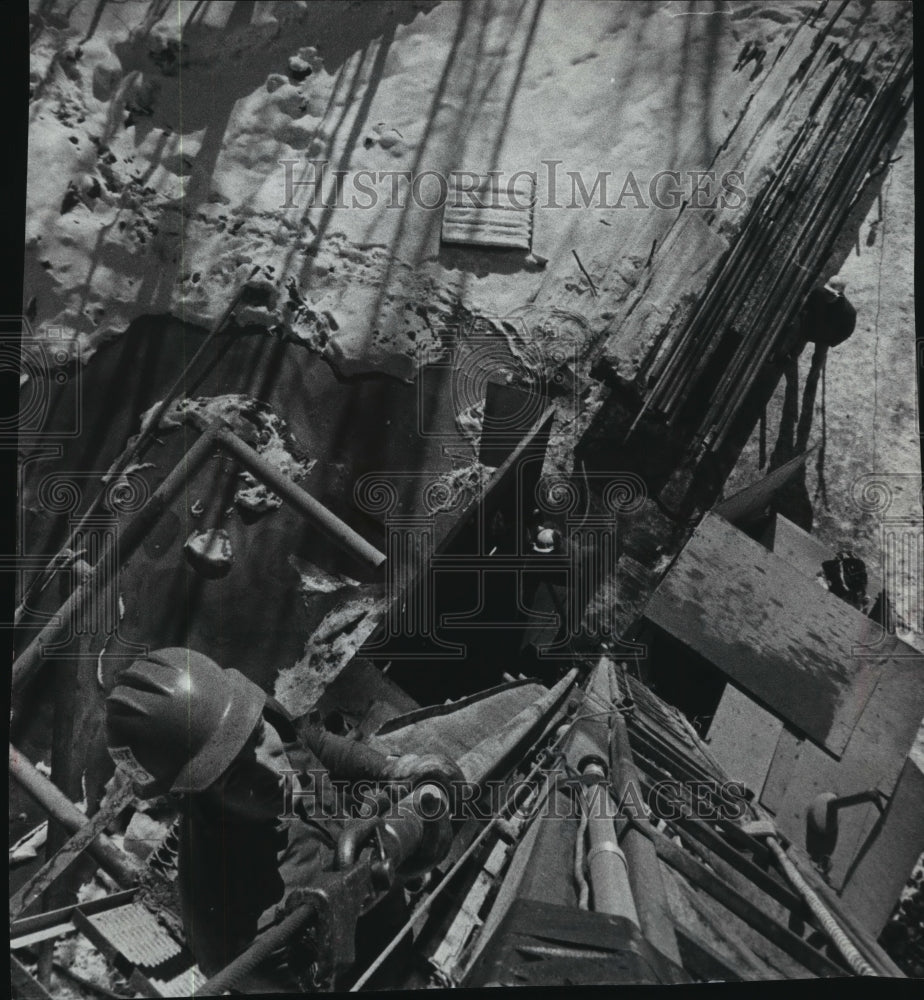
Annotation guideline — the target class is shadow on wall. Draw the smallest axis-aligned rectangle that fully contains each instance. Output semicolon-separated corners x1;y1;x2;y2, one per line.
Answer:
74;0;441;343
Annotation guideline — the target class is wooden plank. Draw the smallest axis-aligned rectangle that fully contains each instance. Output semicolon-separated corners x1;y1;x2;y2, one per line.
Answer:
10;775;136;921
759;728;806;816
10;953;55;1000
758;651;924;904
814;655;924;889
644;513;916;755
442;172;535;251
714;453;813;529
10;890;138;940
839;757;924;934
10;921;76;950
707;685;784;798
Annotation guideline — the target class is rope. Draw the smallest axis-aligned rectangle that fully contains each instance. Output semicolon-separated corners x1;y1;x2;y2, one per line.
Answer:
574;798;590;909
814;354;829;508
764;835;877;976
759;407;767;469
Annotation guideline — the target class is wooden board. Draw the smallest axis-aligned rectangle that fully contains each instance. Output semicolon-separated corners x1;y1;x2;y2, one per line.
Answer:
714;453;813;529
758;654;924;903
840;757;924;935
643;513;914;755
706;684;784;798
770;513;882;597
759;727;808;816
441;172;535;251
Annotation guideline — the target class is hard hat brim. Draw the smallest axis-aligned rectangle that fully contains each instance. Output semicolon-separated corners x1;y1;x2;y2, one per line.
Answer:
171;667;267;793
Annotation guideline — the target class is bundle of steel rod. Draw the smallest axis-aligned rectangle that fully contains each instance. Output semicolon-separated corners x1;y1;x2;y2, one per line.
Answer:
629;37;911;451
616;1;851;388
630;36;853;432
632;1;861;416
701;49;912;452
658;42;874;414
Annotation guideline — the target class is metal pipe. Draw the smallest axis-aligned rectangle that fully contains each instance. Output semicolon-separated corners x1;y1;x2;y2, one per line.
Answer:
580;760;638;924
13;267;260;626
9;745;140;889
210;424;386;572
336;670;578;869
199;896;321;995
708;51;911;450
638;817;846;978
11;422;221;718
608;668;684;965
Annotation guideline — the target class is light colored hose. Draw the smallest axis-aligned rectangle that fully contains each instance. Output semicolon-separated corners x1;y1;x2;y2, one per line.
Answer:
575;802;590;909
764;835;877;976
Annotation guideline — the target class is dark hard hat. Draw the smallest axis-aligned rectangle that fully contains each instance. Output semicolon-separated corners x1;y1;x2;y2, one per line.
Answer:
105;648;266;795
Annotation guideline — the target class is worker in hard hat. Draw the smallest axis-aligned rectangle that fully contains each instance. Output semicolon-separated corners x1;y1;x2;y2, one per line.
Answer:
803;274;857;348
819;550;870;612
105;648;463;992
775;274;858;364
527;509;566;557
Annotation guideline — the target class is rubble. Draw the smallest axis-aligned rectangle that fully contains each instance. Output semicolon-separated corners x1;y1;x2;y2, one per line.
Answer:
183;528;234;579
136;393;315;515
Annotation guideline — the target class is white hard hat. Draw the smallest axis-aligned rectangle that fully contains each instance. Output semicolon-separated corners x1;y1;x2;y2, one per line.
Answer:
533;528;557;554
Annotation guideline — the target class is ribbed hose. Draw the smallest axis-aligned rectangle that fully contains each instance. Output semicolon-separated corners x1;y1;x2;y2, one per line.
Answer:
574;802;589;909
197;901;319;995
765;835;877;977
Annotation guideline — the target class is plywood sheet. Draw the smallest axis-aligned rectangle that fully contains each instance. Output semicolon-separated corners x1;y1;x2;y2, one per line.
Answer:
644;513;906;755
840;757;924;934
707;684;784;797
771;514;882;596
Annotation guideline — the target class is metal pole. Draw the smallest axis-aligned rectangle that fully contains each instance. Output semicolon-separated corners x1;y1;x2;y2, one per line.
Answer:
199;898;321;995
10;421;221;717
209;423;386;571
337;670;578;870
9;744;140;889
608;667;683;965
13;267;260;626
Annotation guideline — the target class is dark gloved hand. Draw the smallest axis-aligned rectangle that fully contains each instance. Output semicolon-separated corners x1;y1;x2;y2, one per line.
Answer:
381;753;465;793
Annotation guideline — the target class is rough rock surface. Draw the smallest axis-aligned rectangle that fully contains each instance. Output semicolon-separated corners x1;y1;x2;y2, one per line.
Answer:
29;0;905;376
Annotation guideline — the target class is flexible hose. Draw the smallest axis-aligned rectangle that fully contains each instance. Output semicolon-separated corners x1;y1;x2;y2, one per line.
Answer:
764;834;876;976
197;900;319;995
574;800;590;909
